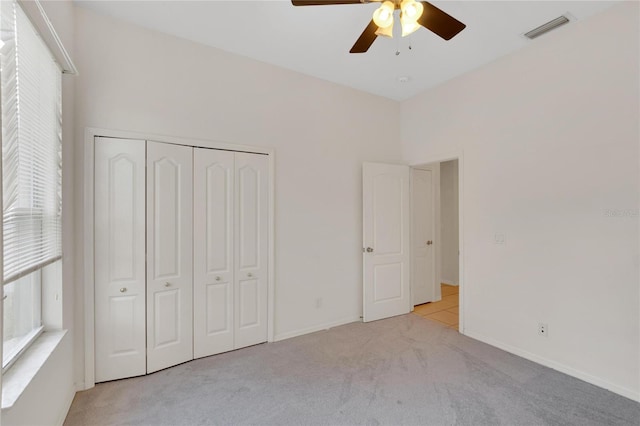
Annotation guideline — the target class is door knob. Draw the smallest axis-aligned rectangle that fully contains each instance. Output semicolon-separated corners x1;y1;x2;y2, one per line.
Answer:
165;282;171;287
366;247;374;253
247;273;253;278
120;288;127;293
215;276;221;281
426;241;433;245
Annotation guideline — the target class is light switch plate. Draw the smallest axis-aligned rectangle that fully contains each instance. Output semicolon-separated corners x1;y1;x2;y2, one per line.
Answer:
494;233;505;244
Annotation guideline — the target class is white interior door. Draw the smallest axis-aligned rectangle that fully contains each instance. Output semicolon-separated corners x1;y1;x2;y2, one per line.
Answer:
146;141;193;373
193;148;235;358
234;152;268;348
94;137;146;382
362;162;411;322
411;167;440;305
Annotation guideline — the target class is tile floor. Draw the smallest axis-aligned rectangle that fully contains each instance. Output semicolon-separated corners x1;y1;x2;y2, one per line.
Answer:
413;284;459;331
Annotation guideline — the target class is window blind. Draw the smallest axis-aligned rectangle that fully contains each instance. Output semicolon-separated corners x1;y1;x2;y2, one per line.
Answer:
1;1;62;285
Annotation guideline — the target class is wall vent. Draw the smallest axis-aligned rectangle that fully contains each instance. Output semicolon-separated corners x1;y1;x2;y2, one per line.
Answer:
524;15;570;39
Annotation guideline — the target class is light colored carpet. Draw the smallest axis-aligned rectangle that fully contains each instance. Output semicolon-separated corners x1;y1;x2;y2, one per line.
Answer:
65;314;639;425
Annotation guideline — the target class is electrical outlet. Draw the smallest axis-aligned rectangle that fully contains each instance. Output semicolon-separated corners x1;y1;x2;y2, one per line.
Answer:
315;298;322;309
538;323;548;337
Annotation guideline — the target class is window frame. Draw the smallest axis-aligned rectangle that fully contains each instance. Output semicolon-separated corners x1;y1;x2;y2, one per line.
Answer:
2;269;44;372
0;0;63;374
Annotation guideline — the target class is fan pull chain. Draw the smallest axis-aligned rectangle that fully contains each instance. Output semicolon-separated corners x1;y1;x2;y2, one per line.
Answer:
394;35;414;56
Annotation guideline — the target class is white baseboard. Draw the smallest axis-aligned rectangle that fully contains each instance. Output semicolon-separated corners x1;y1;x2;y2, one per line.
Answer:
56;385;76;426
464;330;640;402
76;381;93;392
274;316;361;342
441;279;459;286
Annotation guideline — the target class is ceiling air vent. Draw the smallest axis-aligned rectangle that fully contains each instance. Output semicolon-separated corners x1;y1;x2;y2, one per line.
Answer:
524;15;570;39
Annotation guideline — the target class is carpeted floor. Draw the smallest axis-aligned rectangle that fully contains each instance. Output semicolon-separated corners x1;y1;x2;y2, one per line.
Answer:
65;314;639;426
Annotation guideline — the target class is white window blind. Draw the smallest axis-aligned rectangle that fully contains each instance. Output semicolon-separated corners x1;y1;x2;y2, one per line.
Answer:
1;1;62;285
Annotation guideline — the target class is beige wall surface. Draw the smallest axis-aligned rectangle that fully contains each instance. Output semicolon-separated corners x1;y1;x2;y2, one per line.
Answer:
72;6;401;389
440;159;459;285
402;2;639;400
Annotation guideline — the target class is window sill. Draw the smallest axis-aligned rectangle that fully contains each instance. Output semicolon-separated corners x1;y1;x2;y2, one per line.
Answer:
1;329;67;410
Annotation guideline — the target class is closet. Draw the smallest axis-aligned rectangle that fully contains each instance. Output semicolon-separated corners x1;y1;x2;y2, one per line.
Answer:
94;137;269;382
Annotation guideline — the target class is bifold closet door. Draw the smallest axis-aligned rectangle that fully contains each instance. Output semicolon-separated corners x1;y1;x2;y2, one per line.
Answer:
146;141;193;373
234;152;268;349
193;149;235;358
94;137;146;382
193;150;268;358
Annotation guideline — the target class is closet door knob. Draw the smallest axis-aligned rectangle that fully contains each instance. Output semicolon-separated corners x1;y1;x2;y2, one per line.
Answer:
215;276;221;281
120;288;127;293
165;282;171;287
247;273;253;278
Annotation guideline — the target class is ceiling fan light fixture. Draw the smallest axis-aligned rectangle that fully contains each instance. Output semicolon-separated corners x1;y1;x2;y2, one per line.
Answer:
373;1;395;33
400;0;423;37
290;0;465;53
400;0;423;20
400;14;421;36
375;22;394;38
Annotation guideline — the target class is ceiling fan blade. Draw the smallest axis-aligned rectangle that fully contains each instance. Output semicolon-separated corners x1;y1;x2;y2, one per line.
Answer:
350;20;378;53
292;0;364;5
418;2;466;40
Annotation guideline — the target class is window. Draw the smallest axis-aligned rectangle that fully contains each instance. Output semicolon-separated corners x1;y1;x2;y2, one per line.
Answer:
0;0;62;370
2;270;41;365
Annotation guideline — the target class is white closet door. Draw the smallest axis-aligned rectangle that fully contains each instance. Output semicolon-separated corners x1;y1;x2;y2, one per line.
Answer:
234;153;268;348
193;148;235;358
146;141;193;373
94;137;146;382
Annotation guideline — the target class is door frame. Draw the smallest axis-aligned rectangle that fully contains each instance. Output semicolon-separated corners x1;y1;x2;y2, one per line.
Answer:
83;127;276;390
409;152;464;334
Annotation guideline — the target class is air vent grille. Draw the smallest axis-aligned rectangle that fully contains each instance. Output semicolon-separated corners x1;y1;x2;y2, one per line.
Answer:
524;15;570;39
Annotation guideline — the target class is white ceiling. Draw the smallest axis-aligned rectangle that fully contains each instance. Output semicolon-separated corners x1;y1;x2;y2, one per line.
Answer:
75;0;618;101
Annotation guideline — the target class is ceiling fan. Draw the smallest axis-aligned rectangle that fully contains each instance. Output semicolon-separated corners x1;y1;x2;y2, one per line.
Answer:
291;0;466;53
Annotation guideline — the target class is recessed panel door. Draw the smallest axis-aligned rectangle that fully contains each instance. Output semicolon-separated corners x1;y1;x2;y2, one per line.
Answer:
193;148;235;358
412;167;438;305
234;153;268;349
146;141;193;373
94;137;146;382
363;162;411;322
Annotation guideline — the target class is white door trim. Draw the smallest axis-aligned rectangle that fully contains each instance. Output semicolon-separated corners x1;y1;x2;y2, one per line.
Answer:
83;127;276;390
409;152;464;334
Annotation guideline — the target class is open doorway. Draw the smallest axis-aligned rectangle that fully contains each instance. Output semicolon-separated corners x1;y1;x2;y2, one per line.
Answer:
411;159;460;331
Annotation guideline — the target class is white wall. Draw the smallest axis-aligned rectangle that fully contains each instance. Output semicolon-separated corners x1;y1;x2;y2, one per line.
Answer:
73;7;401;387
440;160;459;285
401;2;639;400
2;333;74;426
